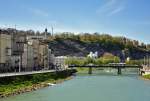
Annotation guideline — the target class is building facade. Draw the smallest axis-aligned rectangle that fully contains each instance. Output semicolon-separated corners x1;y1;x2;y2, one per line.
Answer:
0;31;12;72
22;44;34;71
54;56;68;70
26;35;50;70
0;29;54;73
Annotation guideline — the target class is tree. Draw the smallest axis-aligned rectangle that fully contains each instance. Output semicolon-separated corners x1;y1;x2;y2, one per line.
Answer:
100;53;120;64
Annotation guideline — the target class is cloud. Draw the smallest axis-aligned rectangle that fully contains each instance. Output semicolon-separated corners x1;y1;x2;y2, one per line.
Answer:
29;8;49;17
103;0;118;8
108;6;125;16
96;0;125;16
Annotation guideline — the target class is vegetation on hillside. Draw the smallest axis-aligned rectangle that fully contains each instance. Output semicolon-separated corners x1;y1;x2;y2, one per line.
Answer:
1;28;150;59
65;52;144;65
50;32;150;51
1;28;150;51
65;53;120;65
48;32;150;59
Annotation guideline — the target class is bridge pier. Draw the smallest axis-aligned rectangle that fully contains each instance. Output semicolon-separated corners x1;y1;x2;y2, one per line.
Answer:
117;67;122;75
88;67;92;74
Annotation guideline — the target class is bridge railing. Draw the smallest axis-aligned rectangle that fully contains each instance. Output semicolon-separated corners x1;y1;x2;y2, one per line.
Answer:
68;64;142;68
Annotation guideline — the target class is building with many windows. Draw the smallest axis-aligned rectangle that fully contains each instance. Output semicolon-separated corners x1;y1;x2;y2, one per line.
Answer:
0;30;12;72
0;28;54;73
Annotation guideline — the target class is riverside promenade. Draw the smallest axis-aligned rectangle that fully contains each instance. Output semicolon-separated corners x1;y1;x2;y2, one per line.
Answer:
0;70;58;77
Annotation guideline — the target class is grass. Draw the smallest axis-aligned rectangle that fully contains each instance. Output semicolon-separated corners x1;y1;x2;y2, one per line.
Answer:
143;74;150;80
0;69;76;97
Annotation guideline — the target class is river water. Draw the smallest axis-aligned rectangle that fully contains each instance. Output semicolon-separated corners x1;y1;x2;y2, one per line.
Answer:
1;72;150;101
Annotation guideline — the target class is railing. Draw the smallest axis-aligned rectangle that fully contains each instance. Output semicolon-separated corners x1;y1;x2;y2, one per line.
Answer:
0;68;70;78
69;64;142;68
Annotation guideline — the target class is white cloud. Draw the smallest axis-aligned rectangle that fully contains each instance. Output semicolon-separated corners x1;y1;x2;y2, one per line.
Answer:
108;6;125;16
96;0;125;16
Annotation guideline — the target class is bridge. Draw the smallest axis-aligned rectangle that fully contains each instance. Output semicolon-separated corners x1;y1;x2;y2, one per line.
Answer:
69;63;143;75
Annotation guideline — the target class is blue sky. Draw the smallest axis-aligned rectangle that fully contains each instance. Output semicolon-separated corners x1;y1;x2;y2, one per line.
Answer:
0;0;150;43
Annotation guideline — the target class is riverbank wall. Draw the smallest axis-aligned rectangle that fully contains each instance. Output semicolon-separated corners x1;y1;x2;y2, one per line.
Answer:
0;69;77;98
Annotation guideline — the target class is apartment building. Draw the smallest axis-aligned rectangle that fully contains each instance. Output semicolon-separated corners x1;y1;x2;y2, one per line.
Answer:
0;30;12;72
26;35;51;70
0;29;54;72
54;56;68;70
22;43;34;71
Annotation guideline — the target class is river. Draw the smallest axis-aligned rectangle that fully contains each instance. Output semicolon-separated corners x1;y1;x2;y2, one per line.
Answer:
1;72;150;101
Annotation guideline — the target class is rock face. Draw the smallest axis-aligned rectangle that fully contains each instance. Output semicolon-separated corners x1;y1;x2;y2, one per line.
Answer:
49;39;150;59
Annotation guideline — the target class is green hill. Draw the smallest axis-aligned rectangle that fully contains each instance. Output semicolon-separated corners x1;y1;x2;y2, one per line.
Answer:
49;33;150;60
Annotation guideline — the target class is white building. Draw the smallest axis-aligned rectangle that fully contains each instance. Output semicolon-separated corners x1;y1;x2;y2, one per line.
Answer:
54;56;68;70
87;51;98;58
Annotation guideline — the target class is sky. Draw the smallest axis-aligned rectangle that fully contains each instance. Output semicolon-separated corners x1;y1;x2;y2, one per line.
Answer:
0;0;150;44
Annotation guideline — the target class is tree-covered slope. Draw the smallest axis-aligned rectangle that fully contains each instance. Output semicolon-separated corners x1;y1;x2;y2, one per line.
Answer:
1;28;149;59
49;33;150;59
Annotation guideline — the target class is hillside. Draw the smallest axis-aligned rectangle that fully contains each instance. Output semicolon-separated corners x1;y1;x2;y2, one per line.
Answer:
1;28;150;60
49;33;150;60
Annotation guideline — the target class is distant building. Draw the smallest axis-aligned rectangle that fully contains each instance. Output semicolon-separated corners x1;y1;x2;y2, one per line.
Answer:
48;49;55;69
0;28;54;73
11;32;26;72
87;51;98;58
11;32;26;56
22;43;34;71
126;57;130;62
0;30;12;72
10;56;20;72
39;42;49;70
26;35;50;70
27;35;46;40
54;56;68;70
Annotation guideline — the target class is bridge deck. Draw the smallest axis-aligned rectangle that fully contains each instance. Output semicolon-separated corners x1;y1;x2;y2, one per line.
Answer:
69;65;142;68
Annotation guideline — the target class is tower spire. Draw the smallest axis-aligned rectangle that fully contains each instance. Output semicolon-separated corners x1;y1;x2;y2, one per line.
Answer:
45;28;48;39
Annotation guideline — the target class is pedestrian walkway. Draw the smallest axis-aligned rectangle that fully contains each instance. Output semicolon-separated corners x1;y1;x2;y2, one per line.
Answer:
0;70;56;77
